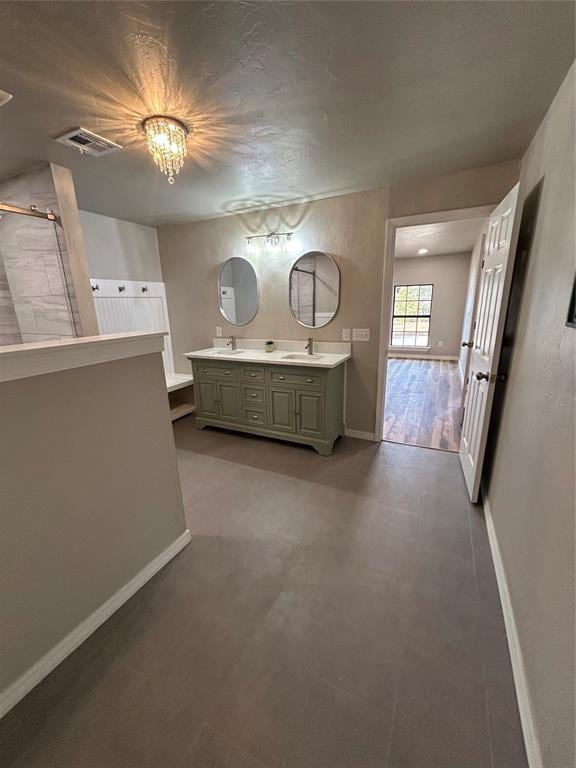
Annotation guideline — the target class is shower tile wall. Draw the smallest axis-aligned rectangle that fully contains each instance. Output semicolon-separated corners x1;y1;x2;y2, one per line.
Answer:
0;254;21;345
0;165;79;344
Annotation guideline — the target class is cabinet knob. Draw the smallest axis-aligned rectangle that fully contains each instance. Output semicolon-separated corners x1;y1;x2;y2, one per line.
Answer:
476;371;490;381
224;370;231;375
141;286;148;293
250;373;256;377
118;285;126;292
306;378;313;383
278;375;285;380
201;368;208;373
91;283;99;292
251;393;257;398
252;415;259;420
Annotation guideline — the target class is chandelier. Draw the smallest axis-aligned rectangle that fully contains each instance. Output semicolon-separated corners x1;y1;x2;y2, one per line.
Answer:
142;116;188;184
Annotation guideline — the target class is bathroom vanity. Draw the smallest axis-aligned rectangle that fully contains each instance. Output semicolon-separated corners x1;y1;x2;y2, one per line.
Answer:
185;345;350;455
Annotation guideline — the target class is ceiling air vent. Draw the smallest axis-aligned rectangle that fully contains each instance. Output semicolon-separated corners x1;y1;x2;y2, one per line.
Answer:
54;128;122;157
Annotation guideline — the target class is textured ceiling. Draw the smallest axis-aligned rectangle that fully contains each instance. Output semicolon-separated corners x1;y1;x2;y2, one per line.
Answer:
0;1;573;225
395;218;487;258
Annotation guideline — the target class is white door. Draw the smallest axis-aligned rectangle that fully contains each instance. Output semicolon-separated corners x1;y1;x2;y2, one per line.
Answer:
459;184;519;501
459;228;487;409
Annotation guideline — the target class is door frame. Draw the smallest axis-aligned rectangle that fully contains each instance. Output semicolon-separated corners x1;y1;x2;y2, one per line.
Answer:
375;205;495;441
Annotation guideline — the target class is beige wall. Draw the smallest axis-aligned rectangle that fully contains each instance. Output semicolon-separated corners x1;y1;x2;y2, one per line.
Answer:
0;352;186;694
391;252;471;357
79;210;163;282
485;64;575;768
159;160;519;434
388;159;521;219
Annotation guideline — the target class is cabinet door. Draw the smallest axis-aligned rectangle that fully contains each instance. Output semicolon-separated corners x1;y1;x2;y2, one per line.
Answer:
196;380;218;418
296;391;324;438
269;388;296;433
217;381;242;423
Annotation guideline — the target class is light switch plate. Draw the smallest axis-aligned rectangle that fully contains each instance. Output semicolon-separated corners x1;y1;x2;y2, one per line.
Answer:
352;328;370;342
216;326;222;337
342;328;350;341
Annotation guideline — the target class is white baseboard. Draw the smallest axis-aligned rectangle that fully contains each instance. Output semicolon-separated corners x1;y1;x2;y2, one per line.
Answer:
483;496;543;768
0;528;191;720
388;352;458;361
344;428;377;441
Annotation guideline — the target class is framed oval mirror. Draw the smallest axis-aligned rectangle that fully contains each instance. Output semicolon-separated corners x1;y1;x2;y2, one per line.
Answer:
289;251;340;328
218;257;259;325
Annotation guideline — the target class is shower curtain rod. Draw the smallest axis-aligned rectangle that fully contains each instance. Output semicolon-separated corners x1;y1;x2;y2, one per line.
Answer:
0;202;58;221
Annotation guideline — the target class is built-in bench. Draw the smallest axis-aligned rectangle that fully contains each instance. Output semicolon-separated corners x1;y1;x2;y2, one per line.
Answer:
166;373;195;421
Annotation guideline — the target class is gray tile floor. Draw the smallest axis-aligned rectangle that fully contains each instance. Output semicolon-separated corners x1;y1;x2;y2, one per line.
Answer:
1;418;528;768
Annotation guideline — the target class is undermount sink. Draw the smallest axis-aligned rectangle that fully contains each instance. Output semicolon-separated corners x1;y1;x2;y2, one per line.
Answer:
212;349;244;355
282;353;324;361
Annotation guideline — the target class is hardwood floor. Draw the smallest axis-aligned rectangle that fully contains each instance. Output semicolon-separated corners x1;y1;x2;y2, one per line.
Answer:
383;357;463;452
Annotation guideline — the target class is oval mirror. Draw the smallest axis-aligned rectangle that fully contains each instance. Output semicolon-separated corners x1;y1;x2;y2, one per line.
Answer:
289;251;340;328
218;257;259;325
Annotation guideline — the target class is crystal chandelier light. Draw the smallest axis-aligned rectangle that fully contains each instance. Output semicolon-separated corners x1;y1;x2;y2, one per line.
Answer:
142;116;188;184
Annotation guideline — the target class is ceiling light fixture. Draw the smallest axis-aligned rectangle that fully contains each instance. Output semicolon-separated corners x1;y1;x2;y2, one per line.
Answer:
142;116;188;184
418;248;429;255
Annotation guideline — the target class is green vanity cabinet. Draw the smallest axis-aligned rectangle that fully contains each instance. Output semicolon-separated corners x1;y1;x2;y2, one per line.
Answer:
196;380;219;419
191;358;345;455
268;387;296;433
217;381;242;423
296;391;324;438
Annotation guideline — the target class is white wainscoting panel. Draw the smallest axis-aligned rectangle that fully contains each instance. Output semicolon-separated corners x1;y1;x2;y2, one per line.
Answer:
90;279;174;374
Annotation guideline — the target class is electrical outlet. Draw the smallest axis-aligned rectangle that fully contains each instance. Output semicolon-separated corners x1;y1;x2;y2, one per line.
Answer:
216;326;222;337
352;328;370;342
342;328;350;341
437;340;444;348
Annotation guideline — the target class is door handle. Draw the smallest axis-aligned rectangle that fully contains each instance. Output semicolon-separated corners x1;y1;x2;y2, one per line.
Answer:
475;372;490;381
461;341;473;348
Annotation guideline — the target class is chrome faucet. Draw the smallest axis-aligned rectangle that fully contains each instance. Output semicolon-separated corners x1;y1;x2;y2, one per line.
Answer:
304;337;314;356
226;334;237;351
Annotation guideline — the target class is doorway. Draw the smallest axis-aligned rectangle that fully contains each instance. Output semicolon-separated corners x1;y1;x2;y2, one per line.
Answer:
378;209;491;451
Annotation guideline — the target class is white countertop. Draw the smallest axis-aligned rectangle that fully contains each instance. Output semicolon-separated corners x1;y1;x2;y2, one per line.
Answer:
0;332;166;383
184;347;351;369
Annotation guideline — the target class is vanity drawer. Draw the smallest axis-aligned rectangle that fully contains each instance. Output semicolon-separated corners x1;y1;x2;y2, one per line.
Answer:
195;362;238;380
244;407;267;427
243;385;266;405
268;369;323;389
241;366;265;382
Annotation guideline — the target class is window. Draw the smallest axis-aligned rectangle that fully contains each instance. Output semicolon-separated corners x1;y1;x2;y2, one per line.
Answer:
391;284;433;347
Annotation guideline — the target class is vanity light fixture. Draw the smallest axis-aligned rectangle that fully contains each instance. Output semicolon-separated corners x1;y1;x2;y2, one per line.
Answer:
142;116;188;184
418;248;429;255
245;232;293;248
